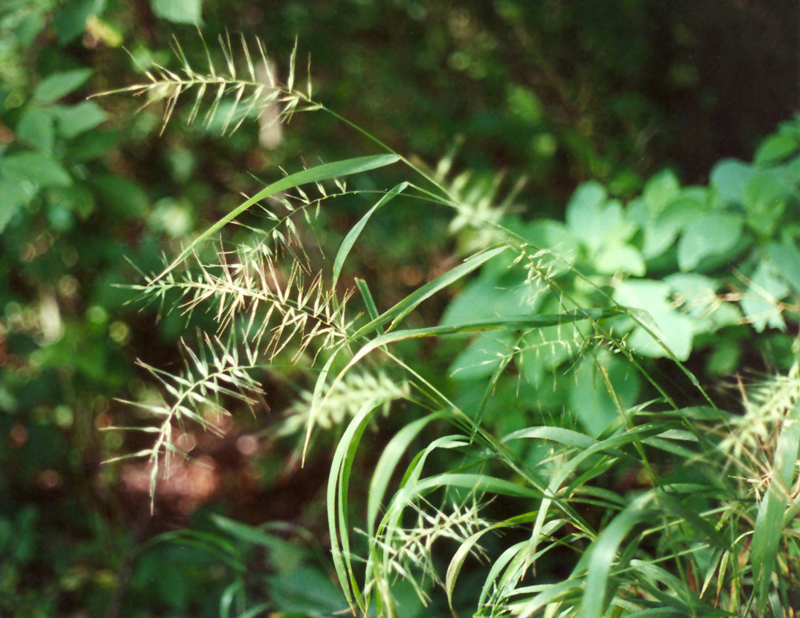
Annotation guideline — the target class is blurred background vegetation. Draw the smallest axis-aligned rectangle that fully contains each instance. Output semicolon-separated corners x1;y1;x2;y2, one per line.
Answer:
1;0;797;615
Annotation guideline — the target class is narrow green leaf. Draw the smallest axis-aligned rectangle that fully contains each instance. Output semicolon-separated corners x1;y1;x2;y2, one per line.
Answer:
502;426;598;450
355;278;381;325
332;182;408;289
751;400;800;614
327;398;382;614
398;473;544;501
367;413;446;536
346;309;617;370
582;492;655;618
157;154;400;281
446;525;500;612
342;245;508;342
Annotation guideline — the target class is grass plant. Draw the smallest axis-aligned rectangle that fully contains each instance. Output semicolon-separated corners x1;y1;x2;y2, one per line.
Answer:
98;36;800;617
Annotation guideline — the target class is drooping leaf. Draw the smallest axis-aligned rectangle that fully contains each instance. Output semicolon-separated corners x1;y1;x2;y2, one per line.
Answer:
582;492;654;618
158;154;400;280
332;182;407;289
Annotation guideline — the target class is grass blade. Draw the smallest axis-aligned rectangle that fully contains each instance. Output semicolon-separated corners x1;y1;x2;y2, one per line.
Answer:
750;399;800;614
345;309;617;369
155;154;400;281
582;492;655;618
332;182;408;289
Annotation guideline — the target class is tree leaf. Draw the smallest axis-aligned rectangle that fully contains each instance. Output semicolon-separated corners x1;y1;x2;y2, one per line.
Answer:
32;69;93;103
677;212;742;272
642;168;681;215
709;159;753;206
754;133;799;165
150;0;203;24
17;108;56;153
54;102;109;139
0;152;72;188
0;180;30;233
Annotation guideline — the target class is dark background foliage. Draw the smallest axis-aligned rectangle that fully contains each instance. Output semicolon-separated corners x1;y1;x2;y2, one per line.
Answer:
0;0;797;615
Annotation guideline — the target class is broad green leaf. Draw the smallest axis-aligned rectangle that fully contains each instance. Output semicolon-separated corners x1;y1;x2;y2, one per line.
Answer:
595;242;645;276
17;108;55;153
741;261;788;332
677;212;742;272
521;219;580;265
664;273;740;334
743;169;791;236
641;194;702;259
52;0;103;44
159;155;400;280
449;331;514;381
642;168;680;214
709;159;753;205
754;132;799;165
566;181;607;248
0;180;30;233
66;129;120;162
751;401;800;614
567;183;635;254
440;275;534;326
150;0;203;24
518;322;581;385
332;182;407;289
766;241;800;297
614;280;694;360
54;102;109;139
91;175;149;217
32;69;93;103
0;152;72;188
267;567;348;616
569;351;641;437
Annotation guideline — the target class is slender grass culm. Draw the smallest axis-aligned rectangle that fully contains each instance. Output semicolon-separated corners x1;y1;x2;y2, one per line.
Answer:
97;35;800;617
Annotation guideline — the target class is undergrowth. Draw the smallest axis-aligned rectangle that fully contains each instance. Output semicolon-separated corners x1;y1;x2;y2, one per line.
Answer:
98;36;800;617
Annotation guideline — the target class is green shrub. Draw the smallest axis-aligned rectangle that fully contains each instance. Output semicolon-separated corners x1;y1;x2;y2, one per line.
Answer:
101;36;800;617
